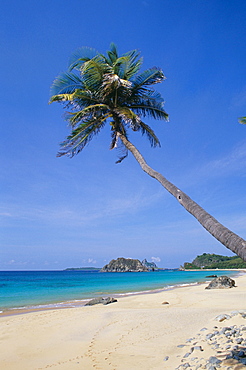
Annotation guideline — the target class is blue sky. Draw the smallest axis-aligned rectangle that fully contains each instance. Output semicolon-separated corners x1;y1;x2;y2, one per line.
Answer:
1;0;246;270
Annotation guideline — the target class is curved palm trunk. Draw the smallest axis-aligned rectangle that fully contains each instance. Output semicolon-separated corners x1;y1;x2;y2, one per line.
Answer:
119;134;246;261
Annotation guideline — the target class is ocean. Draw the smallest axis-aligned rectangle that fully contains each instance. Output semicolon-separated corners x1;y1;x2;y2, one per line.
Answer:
0;269;238;314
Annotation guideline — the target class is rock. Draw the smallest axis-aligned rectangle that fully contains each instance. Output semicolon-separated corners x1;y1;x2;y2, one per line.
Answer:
102;297;117;305
206;275;217;278
142;258;158;271
163;356;169;361
236;337;243;344
207;356;222;365
191;357;198;361
100;257;149;272
162;301;169;305
186;337;195;342
192;346;203;351
206;333;215;340
205;276;235;289
214;314;231;322
85;297;105;305
85;297;117;306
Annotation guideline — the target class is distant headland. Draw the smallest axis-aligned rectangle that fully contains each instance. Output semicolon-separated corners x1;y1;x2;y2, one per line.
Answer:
182;253;246;270
64;253;246;272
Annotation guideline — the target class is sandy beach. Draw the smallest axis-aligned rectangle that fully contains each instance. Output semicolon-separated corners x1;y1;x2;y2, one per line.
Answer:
0;273;246;370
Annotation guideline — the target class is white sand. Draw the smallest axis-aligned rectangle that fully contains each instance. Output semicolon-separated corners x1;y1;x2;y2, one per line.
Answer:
0;273;245;370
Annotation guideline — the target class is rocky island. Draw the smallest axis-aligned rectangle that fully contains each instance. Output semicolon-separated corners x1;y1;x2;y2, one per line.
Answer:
100;257;149;272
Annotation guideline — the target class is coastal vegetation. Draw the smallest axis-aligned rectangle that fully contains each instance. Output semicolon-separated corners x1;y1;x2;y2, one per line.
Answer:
50;44;246;261
239;116;246;124
184;253;246;269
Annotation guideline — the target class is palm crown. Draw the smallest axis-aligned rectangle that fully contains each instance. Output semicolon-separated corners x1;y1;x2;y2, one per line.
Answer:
50;43;168;158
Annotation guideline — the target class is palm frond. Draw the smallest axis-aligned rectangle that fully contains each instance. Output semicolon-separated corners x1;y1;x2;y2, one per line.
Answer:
57;115;109;157
239;116;246;124
110;124;129;163
113;107;140;128
137;121;160;147
49;93;75;104
68;47;99;71
132;68;165;88
67;104;110;126
130;103;168;121
50;72;83;96
123;49;143;79
135;88;164;103
81;56;112;91
114;107;160;146
107;43;118;65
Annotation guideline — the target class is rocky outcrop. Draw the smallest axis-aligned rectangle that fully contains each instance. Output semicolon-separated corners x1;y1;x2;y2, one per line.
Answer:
85;297;117;306
173;310;246;368
142;258;158;271
100;257;149;272
205;276;236;289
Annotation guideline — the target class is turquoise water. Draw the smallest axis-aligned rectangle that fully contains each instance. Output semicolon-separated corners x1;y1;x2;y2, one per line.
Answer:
0;270;238;313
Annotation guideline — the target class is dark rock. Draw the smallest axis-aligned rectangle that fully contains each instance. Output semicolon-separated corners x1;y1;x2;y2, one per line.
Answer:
162;301;169;305
192;346;203;351
85;297;105;305
236;337;243;344
100;257;149;272
206;275;217;278
85;297;117;306
208;356;222;365
205;276;235;289
206;333;215;340
102;297;117;305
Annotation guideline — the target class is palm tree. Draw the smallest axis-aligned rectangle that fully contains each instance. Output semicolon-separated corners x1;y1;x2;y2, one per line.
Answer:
50;43;246;261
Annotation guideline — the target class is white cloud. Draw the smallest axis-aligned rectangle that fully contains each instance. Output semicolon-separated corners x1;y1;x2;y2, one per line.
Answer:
88;258;97;264
179;140;246;189
151;256;161;263
204;141;246;175
0;188;166;227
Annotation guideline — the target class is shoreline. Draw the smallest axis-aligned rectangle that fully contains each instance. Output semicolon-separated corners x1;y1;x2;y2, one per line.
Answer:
0;273;245;369
0;269;243;317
